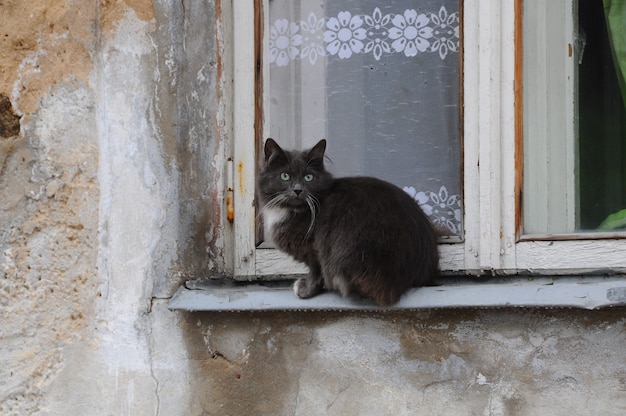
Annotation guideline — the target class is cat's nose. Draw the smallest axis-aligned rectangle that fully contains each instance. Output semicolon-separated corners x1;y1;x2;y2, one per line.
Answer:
293;189;302;196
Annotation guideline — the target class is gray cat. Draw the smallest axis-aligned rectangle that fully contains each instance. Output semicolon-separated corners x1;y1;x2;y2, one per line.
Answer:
257;138;439;306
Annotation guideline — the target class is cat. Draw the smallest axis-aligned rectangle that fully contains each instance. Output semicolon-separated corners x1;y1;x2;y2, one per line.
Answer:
257;138;439;306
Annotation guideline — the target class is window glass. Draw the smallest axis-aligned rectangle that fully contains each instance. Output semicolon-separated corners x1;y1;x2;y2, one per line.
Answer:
523;0;626;234
265;0;463;236
578;0;626;231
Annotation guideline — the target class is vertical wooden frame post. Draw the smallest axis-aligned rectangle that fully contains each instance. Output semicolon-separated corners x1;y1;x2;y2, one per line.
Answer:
463;0;517;273
233;1;257;278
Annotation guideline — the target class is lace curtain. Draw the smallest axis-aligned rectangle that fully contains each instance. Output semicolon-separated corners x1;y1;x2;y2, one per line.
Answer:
267;0;462;235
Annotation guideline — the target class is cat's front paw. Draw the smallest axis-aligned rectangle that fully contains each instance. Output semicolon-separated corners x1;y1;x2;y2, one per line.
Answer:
293;278;322;299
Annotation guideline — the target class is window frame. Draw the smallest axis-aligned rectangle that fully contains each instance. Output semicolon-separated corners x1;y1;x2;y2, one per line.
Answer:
228;0;626;281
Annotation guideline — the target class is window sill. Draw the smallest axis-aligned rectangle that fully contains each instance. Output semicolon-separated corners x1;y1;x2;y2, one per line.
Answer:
168;275;626;311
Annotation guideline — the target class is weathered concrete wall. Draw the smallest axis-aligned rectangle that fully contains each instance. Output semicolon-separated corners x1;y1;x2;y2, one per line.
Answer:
185;309;626;415
1;1;102;413
1;0;221;414
2;1;626;416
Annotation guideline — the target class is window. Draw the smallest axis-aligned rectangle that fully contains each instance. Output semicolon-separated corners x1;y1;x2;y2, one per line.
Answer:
263;0;462;238
515;0;626;275
523;0;626;236
227;0;626;282
167;0;626;311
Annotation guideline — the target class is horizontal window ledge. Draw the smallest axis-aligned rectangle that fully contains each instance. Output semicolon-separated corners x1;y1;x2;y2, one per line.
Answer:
168;275;626;312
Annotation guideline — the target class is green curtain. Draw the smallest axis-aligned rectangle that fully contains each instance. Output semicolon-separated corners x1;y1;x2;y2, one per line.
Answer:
600;0;626;230
604;0;626;109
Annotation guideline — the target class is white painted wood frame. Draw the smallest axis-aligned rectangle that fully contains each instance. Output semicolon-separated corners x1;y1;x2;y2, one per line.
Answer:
231;0;257;278
514;0;626;274
229;0;626;280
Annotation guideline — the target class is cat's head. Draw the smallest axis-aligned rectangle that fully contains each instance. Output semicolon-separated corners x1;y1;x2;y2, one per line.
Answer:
257;138;333;210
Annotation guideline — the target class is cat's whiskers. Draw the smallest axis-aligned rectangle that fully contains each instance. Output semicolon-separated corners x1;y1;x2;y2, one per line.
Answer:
257;192;288;222
258;191;319;243
304;194;319;240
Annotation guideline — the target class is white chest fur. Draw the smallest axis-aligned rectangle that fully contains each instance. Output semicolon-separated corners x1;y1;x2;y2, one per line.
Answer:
263;206;289;243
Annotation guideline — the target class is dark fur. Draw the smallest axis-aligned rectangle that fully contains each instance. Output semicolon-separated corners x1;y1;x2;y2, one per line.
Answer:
257;138;439;306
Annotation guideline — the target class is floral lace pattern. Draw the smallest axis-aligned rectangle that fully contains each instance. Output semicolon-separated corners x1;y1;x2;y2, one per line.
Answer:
269;6;460;66
404;185;462;235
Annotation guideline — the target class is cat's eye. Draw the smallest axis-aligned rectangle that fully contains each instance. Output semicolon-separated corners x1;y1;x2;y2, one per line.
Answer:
304;174;314;182
280;172;290;181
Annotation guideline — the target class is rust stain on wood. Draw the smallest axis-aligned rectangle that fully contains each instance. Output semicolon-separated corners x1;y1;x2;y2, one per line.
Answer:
238;161;245;195
226;190;234;223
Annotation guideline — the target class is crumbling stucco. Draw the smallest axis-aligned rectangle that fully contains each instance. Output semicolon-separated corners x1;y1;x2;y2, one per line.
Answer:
0;94;20;138
1;1;95;116
1;1;194;413
185;309;626;416
1;0;227;412
1;40;100;416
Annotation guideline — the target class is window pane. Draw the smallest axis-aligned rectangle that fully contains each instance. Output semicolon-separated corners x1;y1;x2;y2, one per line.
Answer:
265;0;462;236
578;0;626;231
523;0;626;234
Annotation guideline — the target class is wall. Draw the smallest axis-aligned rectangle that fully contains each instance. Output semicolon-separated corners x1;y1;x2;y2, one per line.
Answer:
187;309;626;415
1;0;219;413
1;1;625;415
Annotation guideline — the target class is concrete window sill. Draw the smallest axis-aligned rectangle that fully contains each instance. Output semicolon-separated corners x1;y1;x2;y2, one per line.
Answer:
168;275;626;311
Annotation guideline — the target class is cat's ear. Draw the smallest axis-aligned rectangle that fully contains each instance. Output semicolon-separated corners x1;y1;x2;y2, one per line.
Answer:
307;139;327;166
264;138;285;164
